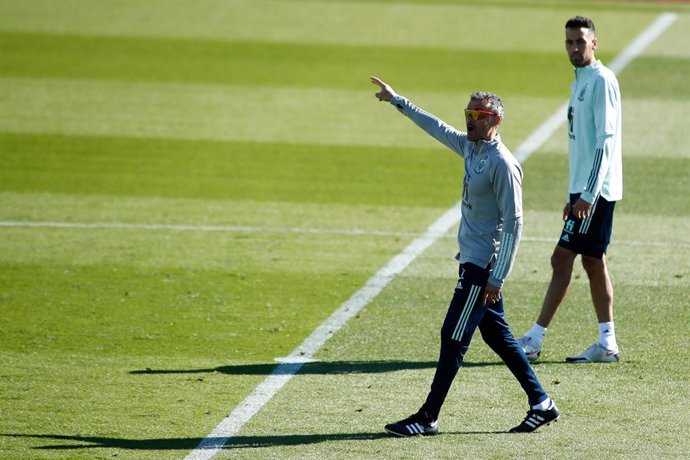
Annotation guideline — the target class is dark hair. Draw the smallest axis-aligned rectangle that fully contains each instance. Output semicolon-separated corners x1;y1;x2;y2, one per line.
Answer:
470;92;504;118
566;16;595;33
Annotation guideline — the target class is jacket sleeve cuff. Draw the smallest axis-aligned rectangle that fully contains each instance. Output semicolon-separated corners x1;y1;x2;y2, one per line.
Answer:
487;276;504;289
390;94;407;112
580;192;595;204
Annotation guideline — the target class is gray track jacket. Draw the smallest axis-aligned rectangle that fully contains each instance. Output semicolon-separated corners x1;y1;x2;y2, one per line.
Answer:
391;95;523;288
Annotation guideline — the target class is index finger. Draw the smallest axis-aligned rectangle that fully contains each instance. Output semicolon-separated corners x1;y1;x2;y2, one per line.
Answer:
370;76;385;88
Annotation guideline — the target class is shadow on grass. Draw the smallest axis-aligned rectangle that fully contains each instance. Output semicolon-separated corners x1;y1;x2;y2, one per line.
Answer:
3;430;509;450
130;359;505;376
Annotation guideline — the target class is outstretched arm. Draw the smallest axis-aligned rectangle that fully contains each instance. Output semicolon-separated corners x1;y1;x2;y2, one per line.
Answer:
369;76;467;157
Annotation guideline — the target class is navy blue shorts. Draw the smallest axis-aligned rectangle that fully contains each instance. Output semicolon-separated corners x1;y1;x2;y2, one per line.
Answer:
557;194;616;259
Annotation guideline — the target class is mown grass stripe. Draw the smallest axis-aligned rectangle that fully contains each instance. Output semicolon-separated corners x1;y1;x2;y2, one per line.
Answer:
0;33;573;97
1;221;686;248
0;77;567;150
0;1;668;50
0;132;459;207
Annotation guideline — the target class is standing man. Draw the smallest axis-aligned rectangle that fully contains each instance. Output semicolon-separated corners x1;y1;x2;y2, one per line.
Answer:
370;76;559;436
518;16;623;363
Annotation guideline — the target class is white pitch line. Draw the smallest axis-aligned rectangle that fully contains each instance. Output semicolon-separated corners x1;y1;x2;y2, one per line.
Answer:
0;220;417;238
2;221;686;248
193;13;678;459
607;12;678;75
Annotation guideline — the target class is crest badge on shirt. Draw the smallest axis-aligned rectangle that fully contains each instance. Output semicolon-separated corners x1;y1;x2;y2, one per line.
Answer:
474;159;487;174
577;83;588;102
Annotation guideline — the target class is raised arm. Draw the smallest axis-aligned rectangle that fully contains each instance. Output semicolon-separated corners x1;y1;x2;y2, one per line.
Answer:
370;76;466;157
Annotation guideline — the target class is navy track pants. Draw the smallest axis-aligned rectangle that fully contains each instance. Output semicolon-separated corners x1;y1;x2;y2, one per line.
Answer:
422;263;548;419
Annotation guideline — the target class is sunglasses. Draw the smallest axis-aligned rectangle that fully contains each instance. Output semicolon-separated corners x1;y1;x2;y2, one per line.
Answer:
464;108;498;121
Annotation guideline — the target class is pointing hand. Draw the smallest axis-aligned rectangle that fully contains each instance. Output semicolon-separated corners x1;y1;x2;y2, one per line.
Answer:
370;76;396;102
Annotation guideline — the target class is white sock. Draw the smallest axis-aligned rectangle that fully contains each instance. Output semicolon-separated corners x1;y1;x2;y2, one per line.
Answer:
532;397;552;411
526;323;547;347
598;322;617;350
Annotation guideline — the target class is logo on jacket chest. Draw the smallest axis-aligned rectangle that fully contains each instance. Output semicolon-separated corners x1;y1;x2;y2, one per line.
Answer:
577;83;588;102
568;106;575;140
474;158;487;175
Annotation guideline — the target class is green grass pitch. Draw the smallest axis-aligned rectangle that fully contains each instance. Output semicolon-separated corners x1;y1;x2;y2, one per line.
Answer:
1;1;689;458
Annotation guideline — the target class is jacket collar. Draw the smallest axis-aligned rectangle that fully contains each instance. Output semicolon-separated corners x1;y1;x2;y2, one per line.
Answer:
574;59;602;79
473;133;501;151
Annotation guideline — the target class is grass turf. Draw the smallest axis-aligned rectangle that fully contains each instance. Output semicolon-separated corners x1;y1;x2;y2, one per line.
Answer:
1;1;689;459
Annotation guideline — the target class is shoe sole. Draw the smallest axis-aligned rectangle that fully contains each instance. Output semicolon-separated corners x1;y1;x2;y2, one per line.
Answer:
385;428;439;437
537;416;559;431
509;415;559;433
565;355;620;363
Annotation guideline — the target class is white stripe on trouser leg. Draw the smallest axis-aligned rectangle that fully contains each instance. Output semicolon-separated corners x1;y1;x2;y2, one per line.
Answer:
452;285;481;341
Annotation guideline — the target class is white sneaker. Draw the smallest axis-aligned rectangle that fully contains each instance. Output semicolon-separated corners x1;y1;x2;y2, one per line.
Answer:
566;343;620;363
518;336;541;362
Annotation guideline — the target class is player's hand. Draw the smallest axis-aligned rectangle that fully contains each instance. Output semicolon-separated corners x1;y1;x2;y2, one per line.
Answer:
482;282;501;305
562;203;570;221
572;198;592;219
370;76;396;102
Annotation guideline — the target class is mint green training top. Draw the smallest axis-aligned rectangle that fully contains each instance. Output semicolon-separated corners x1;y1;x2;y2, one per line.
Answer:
567;60;623;204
